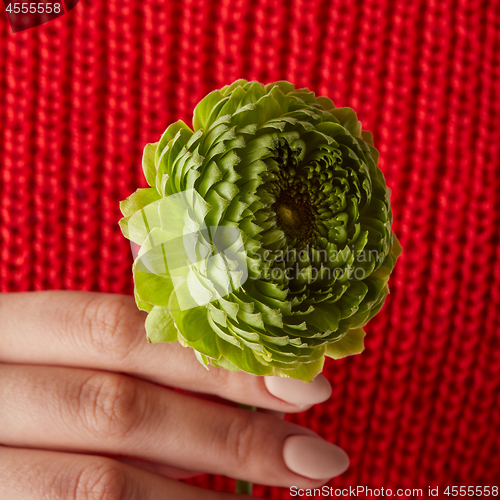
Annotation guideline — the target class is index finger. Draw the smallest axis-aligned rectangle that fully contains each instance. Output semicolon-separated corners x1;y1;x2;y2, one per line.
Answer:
0;291;332;411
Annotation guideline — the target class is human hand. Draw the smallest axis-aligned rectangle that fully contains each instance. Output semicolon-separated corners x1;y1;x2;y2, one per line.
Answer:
0;291;349;499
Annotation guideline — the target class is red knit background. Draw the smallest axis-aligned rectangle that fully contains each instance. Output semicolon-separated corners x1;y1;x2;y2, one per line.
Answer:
1;0;499;498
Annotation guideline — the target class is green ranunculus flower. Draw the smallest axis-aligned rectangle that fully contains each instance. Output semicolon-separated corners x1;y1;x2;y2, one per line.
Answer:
119;79;401;382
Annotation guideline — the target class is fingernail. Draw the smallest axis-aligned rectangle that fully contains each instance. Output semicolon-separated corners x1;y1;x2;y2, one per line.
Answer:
283;435;349;480
264;375;332;406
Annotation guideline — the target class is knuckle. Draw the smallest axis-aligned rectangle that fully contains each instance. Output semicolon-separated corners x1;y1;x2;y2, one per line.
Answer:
222;410;262;469
78;372;145;441
79;294;140;363
0;449;128;500
0;448;46;497
73;460;129;500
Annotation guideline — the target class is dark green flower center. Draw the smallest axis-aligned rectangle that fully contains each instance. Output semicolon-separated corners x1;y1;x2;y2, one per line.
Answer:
274;191;315;243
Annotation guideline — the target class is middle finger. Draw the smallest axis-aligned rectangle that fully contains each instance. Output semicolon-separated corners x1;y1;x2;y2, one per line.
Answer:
0;364;348;487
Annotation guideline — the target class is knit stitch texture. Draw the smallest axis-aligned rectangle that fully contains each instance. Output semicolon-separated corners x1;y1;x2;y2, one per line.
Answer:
1;0;499;497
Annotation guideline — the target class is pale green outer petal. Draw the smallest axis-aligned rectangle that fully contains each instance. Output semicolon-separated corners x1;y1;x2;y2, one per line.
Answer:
120;188;160;217
325;328;366;360
275;355;326;383
143;142;158;188
145;306;178;343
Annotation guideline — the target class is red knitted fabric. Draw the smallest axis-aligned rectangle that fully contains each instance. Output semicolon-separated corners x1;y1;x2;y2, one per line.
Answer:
1;0;499;498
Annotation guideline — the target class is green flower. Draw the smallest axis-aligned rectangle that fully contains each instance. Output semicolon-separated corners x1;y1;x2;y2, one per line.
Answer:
119;79;401;382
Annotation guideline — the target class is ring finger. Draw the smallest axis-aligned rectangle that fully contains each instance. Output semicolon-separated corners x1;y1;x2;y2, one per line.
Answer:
0;446;254;500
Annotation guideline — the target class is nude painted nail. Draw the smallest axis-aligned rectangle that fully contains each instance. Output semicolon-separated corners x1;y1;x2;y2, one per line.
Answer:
264;374;332;406
283;435;349;480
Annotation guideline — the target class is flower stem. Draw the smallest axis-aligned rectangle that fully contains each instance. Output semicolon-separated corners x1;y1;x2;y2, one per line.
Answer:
235;404;256;495
235;478;253;495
